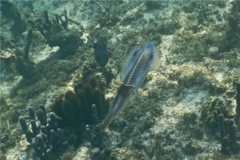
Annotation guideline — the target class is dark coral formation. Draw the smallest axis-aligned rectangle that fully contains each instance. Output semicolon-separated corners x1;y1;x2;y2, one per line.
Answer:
217;113;240;154
0;29;35;80
220;0;240;52
36;10;83;55
49;76;109;149
19;106;67;160
14;29;35;80
234;80;240;120
93;36;109;67
85;104;104;147
201;96;230;129
18;76;109;159
201;84;240;154
0;1;27;40
51;76;108;128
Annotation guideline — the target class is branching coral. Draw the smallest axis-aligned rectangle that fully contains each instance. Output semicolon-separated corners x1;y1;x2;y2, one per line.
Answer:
201;96;232;129
51;76;108;127
11;29;35;80
36;10;83;56
18;76;109;159
51;76;109;147
0;1;27;39
19;106;67;160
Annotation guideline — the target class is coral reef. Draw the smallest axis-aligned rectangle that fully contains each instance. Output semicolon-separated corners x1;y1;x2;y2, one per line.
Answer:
219;0;240;52
17;75;110;159
51;76;108;127
50;76;109;148
0;1;27;41
217;113;240;154
0;29;35;81
18;106;67;160
1;1;240;160
36;10;83;55
201;84;240;154
201;96;232;130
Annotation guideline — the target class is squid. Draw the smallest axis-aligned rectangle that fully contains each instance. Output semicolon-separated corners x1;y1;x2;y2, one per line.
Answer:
100;42;160;129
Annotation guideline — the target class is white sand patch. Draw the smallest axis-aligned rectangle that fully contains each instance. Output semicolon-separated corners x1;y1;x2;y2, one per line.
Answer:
73;146;90;160
31;46;59;64
152;91;208;133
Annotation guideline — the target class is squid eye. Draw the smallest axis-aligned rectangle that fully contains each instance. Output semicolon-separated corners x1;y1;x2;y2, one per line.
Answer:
132;50;138;57
149;53;153;61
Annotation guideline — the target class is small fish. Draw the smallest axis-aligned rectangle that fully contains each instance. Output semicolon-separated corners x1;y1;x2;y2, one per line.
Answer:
100;42;160;129
93;36;109;67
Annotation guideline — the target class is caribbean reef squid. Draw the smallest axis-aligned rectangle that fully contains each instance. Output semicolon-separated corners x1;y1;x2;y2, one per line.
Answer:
100;42;160;130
